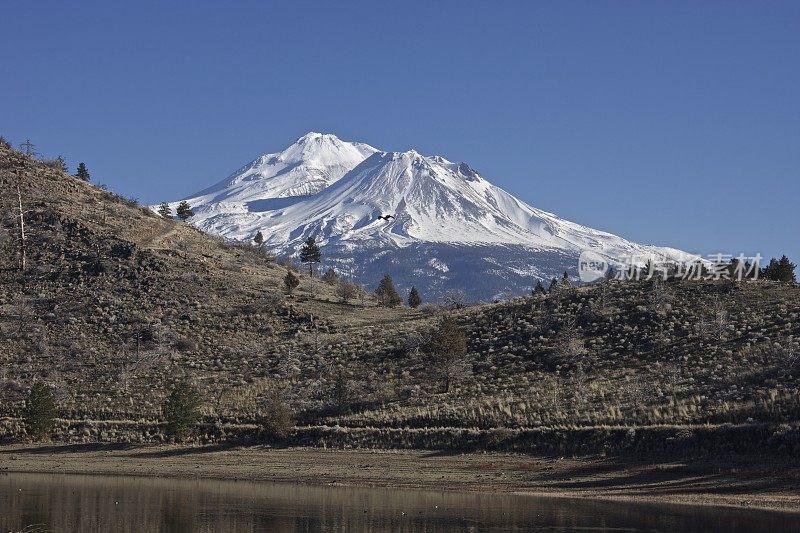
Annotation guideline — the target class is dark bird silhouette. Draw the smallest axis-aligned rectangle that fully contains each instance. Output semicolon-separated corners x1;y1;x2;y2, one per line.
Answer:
378;214;395;221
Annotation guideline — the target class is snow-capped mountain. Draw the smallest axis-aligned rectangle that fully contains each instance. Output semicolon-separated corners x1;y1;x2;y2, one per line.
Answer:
186;132;378;204
162;132;693;300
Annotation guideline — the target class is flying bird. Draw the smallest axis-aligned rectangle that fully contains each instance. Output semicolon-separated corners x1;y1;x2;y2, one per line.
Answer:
378;214;395;221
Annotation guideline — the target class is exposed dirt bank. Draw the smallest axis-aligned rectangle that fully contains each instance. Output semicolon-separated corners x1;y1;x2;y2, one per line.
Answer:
1;443;798;514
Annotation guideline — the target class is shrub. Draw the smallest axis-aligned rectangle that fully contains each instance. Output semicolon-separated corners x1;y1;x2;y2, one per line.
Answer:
23;382;58;441
284;271;300;295
259;393;294;440
321;267;339;285
162;380;202;441
336;280;359;303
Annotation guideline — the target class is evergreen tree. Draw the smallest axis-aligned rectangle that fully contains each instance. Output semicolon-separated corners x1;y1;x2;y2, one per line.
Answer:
284;270;300;295
75;162;90;182
408;286;422;308
763;255;797;282
157;202;172;219
162;380;202;442
23;382;58;441
375;274;403;307
424;316;469;393
55;155;68;173
548;277;559;293
253;230;264;247
299;237;321;277
176;201;194;222
561;271;572;287
532;280;546;295
321;267;338;285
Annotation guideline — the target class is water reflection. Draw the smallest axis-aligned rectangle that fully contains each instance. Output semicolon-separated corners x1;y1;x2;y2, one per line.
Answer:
0;472;797;532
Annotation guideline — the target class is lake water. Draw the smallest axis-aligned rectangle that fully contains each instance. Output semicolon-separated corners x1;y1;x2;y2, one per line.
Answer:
0;472;797;532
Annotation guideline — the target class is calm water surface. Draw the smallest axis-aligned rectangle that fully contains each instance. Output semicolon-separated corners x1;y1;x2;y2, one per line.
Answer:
0;472;798;532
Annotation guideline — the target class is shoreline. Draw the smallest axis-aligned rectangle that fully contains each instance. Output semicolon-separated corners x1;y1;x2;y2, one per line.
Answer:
1;443;798;514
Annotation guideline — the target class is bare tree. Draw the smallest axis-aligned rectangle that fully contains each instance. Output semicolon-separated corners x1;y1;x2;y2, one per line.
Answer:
1;162;29;271
571;360;589;411
335;280;359;303
15;179;26;270
549;317;587;367
440;290;468;310
622;371;650;418
664;360;683;424
119;347;169;393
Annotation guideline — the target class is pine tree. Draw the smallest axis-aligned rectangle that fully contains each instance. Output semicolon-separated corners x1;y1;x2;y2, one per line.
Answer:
763;255;797;282
299;237;321;277
284;271;300;295
408;286;422;308
321;267;338;285
23;382;58;441
253;231;264;247
425;316;469;393
532;280;546;295
176;201;194;222
55;155;68;173
548;277;559;293
157;202;172;219
561;271;572;287
75;162;90;182
162;380;202;442
375;274;402;307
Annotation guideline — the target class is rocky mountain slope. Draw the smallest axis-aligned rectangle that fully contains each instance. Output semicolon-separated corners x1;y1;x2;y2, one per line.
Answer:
165;133;694;301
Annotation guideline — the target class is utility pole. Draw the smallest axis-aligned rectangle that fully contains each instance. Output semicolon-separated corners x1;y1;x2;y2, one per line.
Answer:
19;139;37;158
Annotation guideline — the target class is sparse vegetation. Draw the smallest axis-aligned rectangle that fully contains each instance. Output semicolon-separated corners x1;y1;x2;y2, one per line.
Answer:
0;142;799;456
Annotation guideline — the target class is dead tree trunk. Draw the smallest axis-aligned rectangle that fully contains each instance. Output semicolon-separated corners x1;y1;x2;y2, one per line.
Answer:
16;182;25;271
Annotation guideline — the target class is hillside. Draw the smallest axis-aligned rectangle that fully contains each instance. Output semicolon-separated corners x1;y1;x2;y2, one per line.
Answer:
0;144;428;422
1;143;800;456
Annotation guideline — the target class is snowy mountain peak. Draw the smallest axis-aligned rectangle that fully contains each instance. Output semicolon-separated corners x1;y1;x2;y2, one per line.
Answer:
181;133;378;205
163;133;694;299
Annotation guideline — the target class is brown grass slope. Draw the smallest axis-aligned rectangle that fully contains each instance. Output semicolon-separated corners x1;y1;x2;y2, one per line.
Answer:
2;144;800;455
0;144;429;423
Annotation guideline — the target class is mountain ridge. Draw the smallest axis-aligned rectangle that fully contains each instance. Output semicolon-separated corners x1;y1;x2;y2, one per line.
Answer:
164;133;693;299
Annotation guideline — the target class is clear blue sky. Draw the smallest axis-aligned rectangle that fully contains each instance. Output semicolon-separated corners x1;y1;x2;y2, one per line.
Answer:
2;1;798;266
